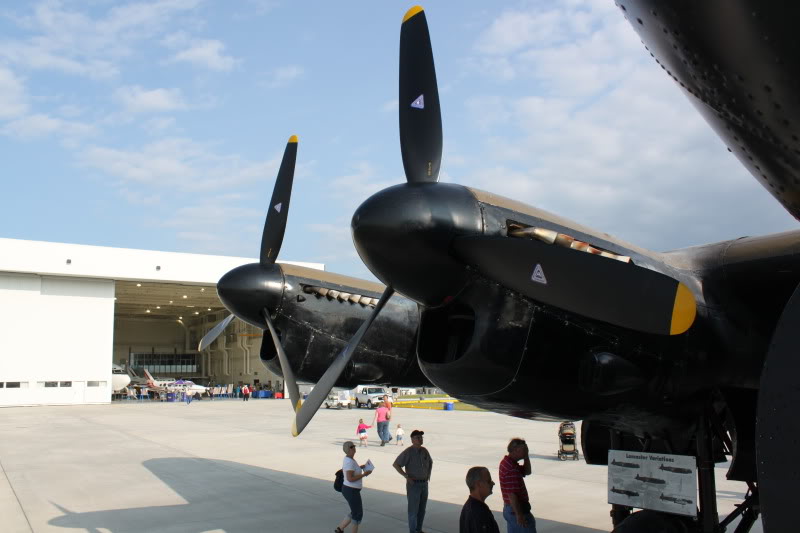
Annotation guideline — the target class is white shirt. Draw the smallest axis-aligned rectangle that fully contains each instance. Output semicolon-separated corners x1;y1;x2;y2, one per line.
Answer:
342;456;363;489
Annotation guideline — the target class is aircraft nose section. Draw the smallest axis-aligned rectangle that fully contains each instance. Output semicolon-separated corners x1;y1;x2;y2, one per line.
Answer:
351;182;482;306
217;263;284;328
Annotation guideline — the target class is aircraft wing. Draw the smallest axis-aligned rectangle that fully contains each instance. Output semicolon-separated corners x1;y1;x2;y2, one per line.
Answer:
619;1;800;220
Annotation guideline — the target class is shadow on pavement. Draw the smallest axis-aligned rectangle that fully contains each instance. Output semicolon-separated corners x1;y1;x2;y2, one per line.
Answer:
49;457;607;533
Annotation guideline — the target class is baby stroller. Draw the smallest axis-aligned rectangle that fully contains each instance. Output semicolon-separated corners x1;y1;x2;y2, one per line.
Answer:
557;421;579;461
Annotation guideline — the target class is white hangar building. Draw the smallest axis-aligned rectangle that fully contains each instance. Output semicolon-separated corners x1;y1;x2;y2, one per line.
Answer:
0;238;322;407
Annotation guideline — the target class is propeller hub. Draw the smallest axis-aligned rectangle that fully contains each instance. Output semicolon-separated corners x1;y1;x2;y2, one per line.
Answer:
351;182;482;306
217;263;285;328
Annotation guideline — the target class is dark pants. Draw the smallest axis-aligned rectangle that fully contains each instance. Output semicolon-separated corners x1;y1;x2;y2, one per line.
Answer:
377;421;391;442
342;485;363;523
406;480;428;533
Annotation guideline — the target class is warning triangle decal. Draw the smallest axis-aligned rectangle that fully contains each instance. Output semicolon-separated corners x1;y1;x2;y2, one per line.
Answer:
274;202;282;213
531;264;547;285
410;94;425;109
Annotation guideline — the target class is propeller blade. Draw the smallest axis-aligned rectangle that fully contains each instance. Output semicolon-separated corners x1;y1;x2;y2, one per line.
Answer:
399;6;442;183
262;309;302;413
292;287;395;436
198;314;236;351
452;235;696;336
260;135;299;265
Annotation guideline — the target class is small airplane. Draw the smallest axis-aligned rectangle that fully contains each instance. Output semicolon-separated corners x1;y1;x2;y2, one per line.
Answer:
635;474;666;486
111;364;131;392
611;487;640;498
142;369;208;396
610;460;640;469
658;464;692;475
660;494;693;506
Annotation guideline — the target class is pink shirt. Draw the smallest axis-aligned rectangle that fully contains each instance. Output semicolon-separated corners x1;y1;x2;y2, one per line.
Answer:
376;406;390;422
357;423;372;434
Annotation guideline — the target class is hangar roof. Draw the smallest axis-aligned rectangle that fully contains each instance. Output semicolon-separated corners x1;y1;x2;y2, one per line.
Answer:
0;238;324;321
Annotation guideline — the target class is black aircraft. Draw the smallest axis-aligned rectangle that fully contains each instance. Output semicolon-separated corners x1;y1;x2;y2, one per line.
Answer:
197;135;425;421
288;5;799;533
660;494;693;507
659;464;692;475
635;474;667;486
612;487;641;499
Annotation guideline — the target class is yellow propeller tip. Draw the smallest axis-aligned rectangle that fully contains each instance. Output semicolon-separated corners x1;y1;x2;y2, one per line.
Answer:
403;6;424;23
291;423;299;437
670;283;696;335
288;134;298;143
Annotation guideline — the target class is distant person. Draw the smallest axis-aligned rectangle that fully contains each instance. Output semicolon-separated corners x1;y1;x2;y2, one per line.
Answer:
396;424;405;446
336;440;372;533
460;466;500;533
372;401;392;446
356;419;372;447
242;384;250;402
384;394;393;409
393;429;433;533
235;384;241;398
499;438;536;532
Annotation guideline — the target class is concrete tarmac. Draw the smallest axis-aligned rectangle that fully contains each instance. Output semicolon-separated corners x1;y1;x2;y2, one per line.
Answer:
0;399;762;532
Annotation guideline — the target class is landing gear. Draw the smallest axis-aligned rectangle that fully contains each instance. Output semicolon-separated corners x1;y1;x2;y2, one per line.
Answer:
611;406;760;533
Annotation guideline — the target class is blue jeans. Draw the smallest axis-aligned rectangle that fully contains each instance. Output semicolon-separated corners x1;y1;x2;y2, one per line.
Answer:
503;504;536;533
377;421;391;442
406;480;428;533
342;485;363;524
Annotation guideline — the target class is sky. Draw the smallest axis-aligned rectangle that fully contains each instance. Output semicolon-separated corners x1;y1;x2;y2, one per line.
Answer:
1;0;797;281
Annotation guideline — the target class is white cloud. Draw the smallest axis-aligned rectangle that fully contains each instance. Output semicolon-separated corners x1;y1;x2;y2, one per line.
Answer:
263;65;304;88
0;66;28;118
79;137;280;191
115;85;187;113
171;39;240;71
1;0;203;78
2;112;94;139
475;9;568;56
451;1;797;253
143;116;177;133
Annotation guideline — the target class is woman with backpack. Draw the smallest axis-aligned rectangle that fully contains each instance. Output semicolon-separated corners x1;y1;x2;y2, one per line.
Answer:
335;440;372;533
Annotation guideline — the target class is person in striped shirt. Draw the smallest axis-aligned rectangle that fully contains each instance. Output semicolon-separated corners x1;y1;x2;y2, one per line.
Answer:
498;438;536;532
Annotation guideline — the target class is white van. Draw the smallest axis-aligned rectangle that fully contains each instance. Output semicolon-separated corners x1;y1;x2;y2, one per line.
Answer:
324;389;354;409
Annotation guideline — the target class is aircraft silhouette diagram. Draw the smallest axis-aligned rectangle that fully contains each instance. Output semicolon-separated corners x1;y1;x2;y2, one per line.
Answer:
202;3;798;532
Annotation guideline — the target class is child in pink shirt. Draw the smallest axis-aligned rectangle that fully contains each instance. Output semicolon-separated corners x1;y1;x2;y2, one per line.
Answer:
356;418;372;446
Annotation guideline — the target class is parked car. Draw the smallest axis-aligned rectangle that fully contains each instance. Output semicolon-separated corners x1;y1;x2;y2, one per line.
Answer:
325;390;355;409
354;386;391;408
